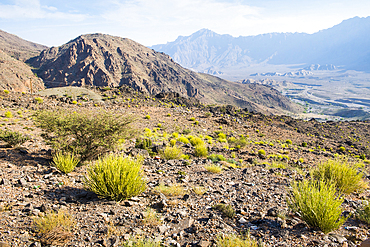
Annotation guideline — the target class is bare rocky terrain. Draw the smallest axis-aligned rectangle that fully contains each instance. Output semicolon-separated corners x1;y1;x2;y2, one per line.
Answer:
0;87;369;247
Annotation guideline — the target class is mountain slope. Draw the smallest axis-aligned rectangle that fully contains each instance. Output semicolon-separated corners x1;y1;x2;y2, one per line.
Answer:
0;29;47;61
0;50;44;92
151;16;370;72
28;33;299;114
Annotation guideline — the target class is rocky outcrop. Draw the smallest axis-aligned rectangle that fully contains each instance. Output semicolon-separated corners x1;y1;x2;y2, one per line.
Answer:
0;50;44;92
29;33;300;114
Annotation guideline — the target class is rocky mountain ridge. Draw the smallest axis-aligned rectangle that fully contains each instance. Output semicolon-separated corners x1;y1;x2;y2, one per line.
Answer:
28;33;300;114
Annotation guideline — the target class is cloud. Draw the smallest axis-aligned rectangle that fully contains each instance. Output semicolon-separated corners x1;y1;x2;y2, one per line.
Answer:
101;0;261;44
0;0;88;21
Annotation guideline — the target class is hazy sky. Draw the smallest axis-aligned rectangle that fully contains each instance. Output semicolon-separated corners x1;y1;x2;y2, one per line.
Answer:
0;0;370;47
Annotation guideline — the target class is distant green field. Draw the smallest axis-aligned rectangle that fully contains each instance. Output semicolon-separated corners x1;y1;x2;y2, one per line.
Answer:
37;86;103;102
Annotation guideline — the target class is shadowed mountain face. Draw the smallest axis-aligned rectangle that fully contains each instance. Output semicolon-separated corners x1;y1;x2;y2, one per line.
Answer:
151;16;370;72
28;33;300;114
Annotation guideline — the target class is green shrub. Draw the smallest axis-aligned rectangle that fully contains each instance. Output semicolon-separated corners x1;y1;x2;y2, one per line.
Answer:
190;137;204;146
0;129;30;147
177;136;190;144
338;146;346;153
84;154;146;201
302;142;308;147
135;137;153;150
311;158;367;194
182;129;191;135
189;117;196;121
161;146;182;160
287;179;348;234
215;233;258;247
258;149;266;156
286;139;293;145
194;144;208;157
213;204;235;218
34;109;136;161
72;100;77;104
204;112;212;118
208;154;226;163
34;97;43;104
52;152;79;174
169;139;177;147
4;111;12;118
3;89;9;94
145;115;151;119
357;201;370;225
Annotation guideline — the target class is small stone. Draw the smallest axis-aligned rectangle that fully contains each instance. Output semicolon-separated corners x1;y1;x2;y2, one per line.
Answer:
0;178;10;186
329;233;347;244
198;240;211;247
18;178;27;187
239;217;247;224
130;196;141;202
158;225;168;234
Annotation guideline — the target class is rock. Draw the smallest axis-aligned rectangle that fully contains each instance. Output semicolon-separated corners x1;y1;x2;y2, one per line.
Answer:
239;217;247;224
0;242;10;247
197;240;211;247
0;178;10;186
18;178;27;187
329;233;347;244
360;239;370;247
158;225;168;234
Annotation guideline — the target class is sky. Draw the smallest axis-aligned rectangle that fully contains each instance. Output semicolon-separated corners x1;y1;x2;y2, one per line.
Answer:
0;0;370;47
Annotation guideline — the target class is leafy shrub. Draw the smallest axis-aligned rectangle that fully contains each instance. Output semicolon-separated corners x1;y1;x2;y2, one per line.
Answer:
205;164;222;173
52;152;79;174
338;146;346;153
311;158;367;194
215;233;258;247
33;210;74;245
183;129;191;135
190;137;204;146
4;111;12;118
84;154;146;201
208;154;226;163
228;135;247;148
258;149;266;156
177;136;190;144
204;112;212;118
169;139;177;147
145;115;151;119
154;183;184;197
3;89;9;94
34;109;136;161
357;200;370;225
34;97;43;104
213;204;235;218
194;144;208;157
135;137;153;150
161;146;182;160
0;129;30;147
190;117;196;121
172;132;179;138
286;139;293;145
287;179;348;234
302;142;308;147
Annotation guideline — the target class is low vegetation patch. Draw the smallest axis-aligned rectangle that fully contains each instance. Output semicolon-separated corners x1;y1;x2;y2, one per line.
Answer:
311;158;367;194
287;179;348;234
215;233;258;247
33;210;74;245
161;146;182;160
84;154;146;201
154;183;185;197
213;204;235;218
52;152;79;174
357;200;370;225
205;164;223;173
0;129;30;147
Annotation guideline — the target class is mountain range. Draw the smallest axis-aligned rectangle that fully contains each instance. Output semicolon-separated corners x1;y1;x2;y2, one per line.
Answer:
151;16;370;73
0;31;299;114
